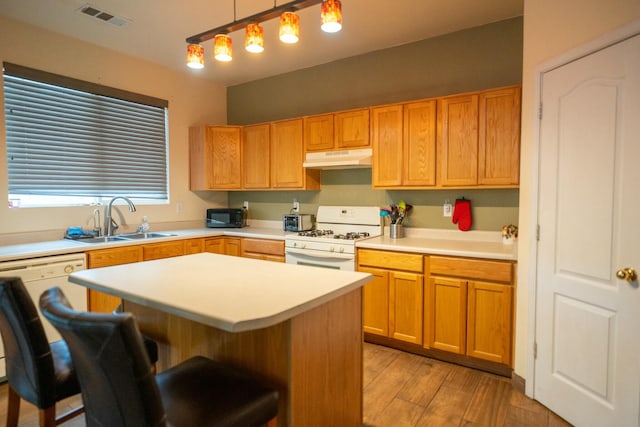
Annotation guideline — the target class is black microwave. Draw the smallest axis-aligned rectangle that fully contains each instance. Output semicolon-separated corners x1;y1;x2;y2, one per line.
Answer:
206;208;245;228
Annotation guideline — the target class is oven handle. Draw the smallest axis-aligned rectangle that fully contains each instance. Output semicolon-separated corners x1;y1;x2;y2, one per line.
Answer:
285;247;355;260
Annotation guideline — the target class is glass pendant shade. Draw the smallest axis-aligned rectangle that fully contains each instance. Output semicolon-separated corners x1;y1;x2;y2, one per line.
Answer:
213;34;233;62
321;0;342;33
186;44;205;69
279;12;300;44
245;23;265;53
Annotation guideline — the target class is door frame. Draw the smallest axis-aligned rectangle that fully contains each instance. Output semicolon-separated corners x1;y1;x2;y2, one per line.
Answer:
526;18;640;398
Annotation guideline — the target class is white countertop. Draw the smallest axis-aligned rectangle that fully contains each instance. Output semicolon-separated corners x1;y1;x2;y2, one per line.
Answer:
69;252;372;332
0;226;290;263
0;224;517;263
357;228;518;261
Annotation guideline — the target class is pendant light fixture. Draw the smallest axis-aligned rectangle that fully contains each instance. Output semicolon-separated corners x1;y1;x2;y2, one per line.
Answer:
245;23;265;53
185;0;345;69
321;0;342;33
186;44;205;69
214;34;233;62
279;11;300;44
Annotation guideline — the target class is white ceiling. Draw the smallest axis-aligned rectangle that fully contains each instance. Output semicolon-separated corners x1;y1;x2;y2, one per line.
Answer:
0;0;523;87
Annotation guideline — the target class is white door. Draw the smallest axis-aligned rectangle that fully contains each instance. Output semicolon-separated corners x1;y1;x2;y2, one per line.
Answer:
535;33;640;426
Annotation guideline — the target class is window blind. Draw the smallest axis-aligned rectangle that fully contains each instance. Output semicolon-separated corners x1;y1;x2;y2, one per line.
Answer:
4;63;169;200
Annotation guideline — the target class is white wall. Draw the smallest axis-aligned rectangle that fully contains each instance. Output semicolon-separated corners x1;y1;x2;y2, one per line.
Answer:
0;16;228;242
516;1;640;380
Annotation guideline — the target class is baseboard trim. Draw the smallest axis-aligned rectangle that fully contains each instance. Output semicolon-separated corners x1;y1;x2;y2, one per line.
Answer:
364;333;513;378
511;371;526;394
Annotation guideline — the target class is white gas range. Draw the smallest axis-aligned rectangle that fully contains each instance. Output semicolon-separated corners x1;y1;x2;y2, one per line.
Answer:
285;206;382;271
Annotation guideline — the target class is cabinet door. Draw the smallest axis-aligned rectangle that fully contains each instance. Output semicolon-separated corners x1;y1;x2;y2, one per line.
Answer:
204;237;225;254
371;104;403;187
243;124;270;189
426;276;467;354
478;86;521;186
270;119;305;189
335;108;370;149
438;94;479;186
404;100;437;186
224;238;242;256
467;280;513;364
142;241;185;261
359;266;389;337
207;126;242;189
304;114;334;152
184;238;204;254
389;271;423;345
87;246;142;313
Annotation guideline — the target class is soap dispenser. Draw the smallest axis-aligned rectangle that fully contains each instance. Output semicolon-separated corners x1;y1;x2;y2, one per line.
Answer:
138;215;150;233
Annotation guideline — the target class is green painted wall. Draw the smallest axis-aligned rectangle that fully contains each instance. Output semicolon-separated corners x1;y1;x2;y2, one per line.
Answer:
229;170;519;231
226;17;523;231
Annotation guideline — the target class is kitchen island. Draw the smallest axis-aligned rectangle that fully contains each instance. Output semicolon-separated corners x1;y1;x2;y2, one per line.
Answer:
69;252;372;426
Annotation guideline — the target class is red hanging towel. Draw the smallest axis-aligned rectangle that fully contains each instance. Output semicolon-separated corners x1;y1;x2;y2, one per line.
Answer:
452;198;472;231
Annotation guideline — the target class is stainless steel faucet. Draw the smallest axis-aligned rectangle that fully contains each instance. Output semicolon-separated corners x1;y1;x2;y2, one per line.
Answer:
104;196;136;236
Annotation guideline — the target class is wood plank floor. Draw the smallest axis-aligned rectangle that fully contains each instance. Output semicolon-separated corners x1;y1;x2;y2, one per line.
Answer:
0;342;572;426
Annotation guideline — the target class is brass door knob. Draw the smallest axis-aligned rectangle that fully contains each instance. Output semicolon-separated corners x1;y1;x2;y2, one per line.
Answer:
616;268;638;282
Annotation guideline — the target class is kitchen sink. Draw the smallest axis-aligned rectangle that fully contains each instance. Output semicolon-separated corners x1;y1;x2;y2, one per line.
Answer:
73;236;129;244
117;232;176;240
71;232;176;244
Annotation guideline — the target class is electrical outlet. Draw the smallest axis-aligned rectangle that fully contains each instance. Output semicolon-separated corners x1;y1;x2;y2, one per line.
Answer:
443;200;452;217
243;201;249;210
293;200;299;212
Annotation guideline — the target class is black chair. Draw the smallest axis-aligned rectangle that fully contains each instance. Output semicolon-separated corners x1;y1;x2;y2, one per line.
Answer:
39;286;279;427
0;277;83;427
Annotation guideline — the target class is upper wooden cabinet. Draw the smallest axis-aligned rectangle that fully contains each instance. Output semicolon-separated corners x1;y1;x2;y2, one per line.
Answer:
304;113;334;152
334;108;370;149
242;124;270;189
478;86;521;185
271;118;321;190
372;100;437;188
189;125;242;190
304;108;370;152
437;94;479;186
437;86;521;188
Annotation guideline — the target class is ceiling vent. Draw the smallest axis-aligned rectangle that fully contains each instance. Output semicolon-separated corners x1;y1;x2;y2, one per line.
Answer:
77;4;130;27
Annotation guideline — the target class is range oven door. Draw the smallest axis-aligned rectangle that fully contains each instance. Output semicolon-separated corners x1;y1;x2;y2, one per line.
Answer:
285;247;355;271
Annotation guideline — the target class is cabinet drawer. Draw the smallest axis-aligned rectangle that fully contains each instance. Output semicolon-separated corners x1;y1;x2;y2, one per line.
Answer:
87;247;142;268
142;241;185;261
428;256;512;283
357;249;423;273
242;238;284;256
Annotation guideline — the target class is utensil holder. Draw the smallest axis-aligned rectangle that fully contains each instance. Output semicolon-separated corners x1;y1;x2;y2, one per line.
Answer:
389;224;404;239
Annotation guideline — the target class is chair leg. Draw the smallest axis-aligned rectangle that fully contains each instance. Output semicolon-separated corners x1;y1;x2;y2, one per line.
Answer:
6;385;20;427
39;406;56;427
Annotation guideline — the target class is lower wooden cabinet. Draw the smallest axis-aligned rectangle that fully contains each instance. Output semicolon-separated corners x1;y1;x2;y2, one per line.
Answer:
426;256;514;365
241;238;285;262
86;246;142;313
204;237;242;256
358;249;424;345
142;240;185;261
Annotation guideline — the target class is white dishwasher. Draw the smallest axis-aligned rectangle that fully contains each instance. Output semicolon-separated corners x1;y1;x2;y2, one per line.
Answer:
0;253;87;379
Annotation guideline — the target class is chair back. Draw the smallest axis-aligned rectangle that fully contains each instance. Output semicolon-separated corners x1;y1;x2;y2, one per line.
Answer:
0;277;56;408
39;286;166;427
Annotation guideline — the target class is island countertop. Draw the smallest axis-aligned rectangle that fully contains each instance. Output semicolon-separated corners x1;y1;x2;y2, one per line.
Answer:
69;252;372;333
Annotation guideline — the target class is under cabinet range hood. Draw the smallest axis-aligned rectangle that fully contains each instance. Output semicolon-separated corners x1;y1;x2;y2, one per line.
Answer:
303;148;372;170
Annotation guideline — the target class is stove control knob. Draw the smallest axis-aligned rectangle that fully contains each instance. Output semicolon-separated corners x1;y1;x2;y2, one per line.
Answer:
329;246;335;252
339;247;345;253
